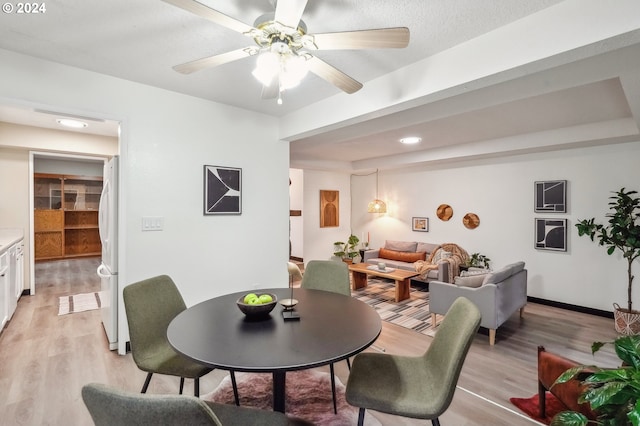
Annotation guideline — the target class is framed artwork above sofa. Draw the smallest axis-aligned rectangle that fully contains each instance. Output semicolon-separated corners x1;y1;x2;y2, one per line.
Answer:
412;217;429;232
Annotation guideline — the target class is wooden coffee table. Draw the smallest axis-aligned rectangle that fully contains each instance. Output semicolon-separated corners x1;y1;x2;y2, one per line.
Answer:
348;263;420;302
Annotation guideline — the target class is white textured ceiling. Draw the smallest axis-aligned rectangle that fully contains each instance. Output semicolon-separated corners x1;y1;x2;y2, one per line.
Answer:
1;0;640;171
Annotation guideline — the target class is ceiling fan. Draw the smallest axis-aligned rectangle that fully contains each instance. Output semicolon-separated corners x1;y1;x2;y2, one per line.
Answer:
163;0;410;102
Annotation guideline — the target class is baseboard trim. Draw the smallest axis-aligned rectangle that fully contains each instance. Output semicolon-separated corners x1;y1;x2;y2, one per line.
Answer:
527;296;613;319
289;256;303;262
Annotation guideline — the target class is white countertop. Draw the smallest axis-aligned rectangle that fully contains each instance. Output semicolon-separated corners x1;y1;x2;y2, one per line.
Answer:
0;228;24;255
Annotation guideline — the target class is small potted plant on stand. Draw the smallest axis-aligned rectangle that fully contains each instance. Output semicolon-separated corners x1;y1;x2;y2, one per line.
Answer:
551;335;640;426
576;188;640;335
466;252;492;270
333;234;360;264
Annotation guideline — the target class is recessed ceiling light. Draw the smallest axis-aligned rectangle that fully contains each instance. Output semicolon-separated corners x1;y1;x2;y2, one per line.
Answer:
56;118;88;129
399;136;422;144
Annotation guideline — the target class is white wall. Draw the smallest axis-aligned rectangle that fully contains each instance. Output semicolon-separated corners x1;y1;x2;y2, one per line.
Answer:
289;168;303;259
302;170;352;265
0;49;289;353
346;141;640;312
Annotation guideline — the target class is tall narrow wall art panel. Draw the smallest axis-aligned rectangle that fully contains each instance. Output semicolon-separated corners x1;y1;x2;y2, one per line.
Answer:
204;165;242;215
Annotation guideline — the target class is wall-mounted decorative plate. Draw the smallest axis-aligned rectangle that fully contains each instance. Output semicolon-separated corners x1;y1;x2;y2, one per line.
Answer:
463;213;480;229
436;204;453;221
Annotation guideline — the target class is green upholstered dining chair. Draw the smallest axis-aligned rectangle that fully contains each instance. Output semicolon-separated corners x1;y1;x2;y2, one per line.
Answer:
81;383;314;426
123;275;238;401
345;296;481;426
300;259;351;414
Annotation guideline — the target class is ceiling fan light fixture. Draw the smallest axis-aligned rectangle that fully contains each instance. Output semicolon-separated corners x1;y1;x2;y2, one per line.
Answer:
252;51;280;86
279;54;308;89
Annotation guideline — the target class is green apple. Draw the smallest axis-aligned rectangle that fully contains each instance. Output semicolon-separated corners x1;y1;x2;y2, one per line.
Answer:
247;297;261;305
258;294;273;304
243;293;258;304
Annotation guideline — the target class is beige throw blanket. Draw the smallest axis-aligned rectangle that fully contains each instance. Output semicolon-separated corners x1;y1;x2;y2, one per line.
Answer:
414;243;469;283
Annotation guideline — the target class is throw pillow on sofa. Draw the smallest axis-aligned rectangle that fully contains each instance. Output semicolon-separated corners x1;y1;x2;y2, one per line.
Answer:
378;247;426;263
384;240;418;252
454;275;485;288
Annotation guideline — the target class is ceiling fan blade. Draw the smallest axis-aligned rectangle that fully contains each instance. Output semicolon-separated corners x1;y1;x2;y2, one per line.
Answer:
261;82;279;100
306;56;363;94
173;48;253;74
162;0;254;34
274;0;308;29
310;27;410;50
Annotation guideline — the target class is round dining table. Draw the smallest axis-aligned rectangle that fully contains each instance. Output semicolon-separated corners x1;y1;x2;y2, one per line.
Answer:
167;287;382;413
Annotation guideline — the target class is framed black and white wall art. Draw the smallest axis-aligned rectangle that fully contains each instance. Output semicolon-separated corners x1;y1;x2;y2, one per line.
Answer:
535;180;567;213
204;165;242;215
412;217;429;232
535;218;567;251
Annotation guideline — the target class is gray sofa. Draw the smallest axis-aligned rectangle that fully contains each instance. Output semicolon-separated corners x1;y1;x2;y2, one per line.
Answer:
362;240;449;283
429;261;527;345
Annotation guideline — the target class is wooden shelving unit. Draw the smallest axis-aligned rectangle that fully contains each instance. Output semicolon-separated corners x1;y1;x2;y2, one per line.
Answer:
34;173;103;261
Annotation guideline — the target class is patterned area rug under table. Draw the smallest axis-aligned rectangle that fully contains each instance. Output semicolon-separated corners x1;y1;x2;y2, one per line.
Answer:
352;277;441;336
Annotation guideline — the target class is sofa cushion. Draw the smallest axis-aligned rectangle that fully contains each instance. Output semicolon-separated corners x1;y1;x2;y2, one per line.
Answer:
416;242;439;255
482;262;523;285
378;247;426;263
461;268;490;277
454;275;485;288
384;240;418;252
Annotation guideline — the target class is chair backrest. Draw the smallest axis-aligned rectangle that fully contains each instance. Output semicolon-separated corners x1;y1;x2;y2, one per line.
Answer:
423;297;481;416
123;275;187;367
82;383;222;426
287;262;303;281
300;260;350;296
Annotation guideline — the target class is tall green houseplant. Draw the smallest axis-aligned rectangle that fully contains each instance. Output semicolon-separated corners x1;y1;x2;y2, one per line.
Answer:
576;188;640;331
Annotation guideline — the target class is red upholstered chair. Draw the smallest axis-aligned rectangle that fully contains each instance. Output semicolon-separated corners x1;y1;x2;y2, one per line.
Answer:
537;346;597;420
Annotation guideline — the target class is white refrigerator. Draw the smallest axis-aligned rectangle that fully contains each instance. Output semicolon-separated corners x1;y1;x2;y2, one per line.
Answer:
97;155;118;350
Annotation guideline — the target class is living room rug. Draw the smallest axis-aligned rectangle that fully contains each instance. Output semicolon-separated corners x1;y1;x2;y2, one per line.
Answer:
352;277;441;336
58;292;101;315
202;369;381;426
510;392;568;425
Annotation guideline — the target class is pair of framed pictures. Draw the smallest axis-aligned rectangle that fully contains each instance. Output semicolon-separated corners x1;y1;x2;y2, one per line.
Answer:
534;180;567;251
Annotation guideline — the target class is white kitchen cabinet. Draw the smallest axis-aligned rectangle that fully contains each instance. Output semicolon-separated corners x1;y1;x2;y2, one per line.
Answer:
0;230;25;331
6;241;20;321
0;252;7;329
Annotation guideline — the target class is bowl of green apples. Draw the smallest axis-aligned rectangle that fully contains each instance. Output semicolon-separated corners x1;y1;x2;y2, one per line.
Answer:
237;292;277;318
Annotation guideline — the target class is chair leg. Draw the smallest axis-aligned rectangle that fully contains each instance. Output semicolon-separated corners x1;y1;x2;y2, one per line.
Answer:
179;377;185;395
432;418;441;426
489;329;496;346
230;371;240;406
329;363;337;414
194;377;199;397
538;380;546;418
357;408;365;426
141;372;153;393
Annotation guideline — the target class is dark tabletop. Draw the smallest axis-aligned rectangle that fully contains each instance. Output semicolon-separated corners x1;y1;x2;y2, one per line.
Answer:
167;288;382;373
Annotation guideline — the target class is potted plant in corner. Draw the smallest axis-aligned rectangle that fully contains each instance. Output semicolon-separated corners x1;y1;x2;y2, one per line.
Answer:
466;252;491;270
551;335;640;426
576;188;640;335
333;234;360;264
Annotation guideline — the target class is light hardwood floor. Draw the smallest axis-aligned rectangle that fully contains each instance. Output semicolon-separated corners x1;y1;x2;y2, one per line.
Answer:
0;258;621;425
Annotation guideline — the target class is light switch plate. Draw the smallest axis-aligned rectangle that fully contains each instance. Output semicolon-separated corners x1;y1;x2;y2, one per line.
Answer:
142;216;164;231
